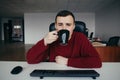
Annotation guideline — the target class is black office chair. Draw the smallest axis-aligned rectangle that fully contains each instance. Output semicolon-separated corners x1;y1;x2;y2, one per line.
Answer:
49;21;88;36
107;36;120;46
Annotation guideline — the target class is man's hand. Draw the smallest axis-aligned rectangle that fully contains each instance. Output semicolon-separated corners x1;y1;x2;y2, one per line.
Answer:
55;56;68;65
44;31;58;46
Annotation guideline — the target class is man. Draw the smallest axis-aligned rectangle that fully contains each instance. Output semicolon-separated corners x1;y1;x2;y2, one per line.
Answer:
26;10;102;68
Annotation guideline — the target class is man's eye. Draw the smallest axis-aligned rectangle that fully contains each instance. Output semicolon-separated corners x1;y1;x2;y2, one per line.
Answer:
58;23;63;26
66;23;71;26
58;24;62;26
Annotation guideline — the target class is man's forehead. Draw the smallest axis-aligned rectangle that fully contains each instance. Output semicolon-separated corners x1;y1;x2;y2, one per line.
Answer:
56;16;74;23
57;22;72;24
57;15;73;19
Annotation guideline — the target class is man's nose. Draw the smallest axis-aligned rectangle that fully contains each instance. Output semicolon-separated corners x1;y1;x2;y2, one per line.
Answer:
62;25;66;29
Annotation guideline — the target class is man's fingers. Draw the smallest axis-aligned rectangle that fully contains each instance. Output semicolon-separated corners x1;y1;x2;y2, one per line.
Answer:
51;31;58;35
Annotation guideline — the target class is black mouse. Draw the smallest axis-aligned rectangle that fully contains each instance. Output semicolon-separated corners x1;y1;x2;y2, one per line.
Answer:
11;66;23;74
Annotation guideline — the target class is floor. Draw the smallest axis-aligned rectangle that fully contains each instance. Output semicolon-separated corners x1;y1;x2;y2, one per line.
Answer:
0;41;33;61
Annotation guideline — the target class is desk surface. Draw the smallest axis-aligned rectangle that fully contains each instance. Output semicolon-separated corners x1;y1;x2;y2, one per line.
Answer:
0;61;120;80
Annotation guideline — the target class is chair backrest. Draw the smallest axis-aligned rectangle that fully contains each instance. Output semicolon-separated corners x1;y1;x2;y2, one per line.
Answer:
107;36;120;46
49;21;88;36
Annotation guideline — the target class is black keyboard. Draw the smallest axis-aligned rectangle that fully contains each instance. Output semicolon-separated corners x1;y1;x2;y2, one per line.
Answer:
30;69;100;79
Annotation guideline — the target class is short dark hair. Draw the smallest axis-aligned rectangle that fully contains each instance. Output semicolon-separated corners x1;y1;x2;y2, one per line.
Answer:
55;10;75;23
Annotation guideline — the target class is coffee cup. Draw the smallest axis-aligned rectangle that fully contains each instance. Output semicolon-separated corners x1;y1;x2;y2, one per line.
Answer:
58;29;69;45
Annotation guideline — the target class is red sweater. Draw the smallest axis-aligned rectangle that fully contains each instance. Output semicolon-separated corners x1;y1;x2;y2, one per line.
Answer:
26;32;102;68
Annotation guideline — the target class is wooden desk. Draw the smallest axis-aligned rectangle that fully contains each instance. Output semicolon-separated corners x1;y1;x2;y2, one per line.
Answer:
95;46;120;62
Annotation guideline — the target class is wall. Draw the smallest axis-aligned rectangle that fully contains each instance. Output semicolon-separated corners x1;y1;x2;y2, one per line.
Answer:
95;1;120;41
0;18;1;40
24;12;95;44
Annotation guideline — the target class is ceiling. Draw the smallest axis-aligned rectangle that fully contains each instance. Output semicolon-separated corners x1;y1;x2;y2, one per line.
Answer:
0;0;116;17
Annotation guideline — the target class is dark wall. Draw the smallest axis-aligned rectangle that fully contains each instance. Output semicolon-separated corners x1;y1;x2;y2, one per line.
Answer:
0;18;2;41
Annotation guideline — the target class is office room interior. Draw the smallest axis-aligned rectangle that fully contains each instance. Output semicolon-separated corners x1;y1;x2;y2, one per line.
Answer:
0;0;120;61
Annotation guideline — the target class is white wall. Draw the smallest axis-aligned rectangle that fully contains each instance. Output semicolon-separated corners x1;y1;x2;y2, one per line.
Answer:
24;12;95;44
95;1;120;41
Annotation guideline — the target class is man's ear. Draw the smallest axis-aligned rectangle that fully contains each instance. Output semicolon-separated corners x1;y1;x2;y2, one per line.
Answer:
73;23;75;30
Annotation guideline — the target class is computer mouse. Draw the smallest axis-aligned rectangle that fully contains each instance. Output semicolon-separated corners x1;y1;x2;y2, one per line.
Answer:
11;66;23;74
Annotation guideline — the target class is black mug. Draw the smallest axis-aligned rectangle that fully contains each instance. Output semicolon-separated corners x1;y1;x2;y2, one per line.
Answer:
58;29;70;45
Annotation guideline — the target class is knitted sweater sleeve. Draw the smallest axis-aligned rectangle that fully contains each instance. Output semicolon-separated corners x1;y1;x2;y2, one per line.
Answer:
67;34;102;68
26;39;49;64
